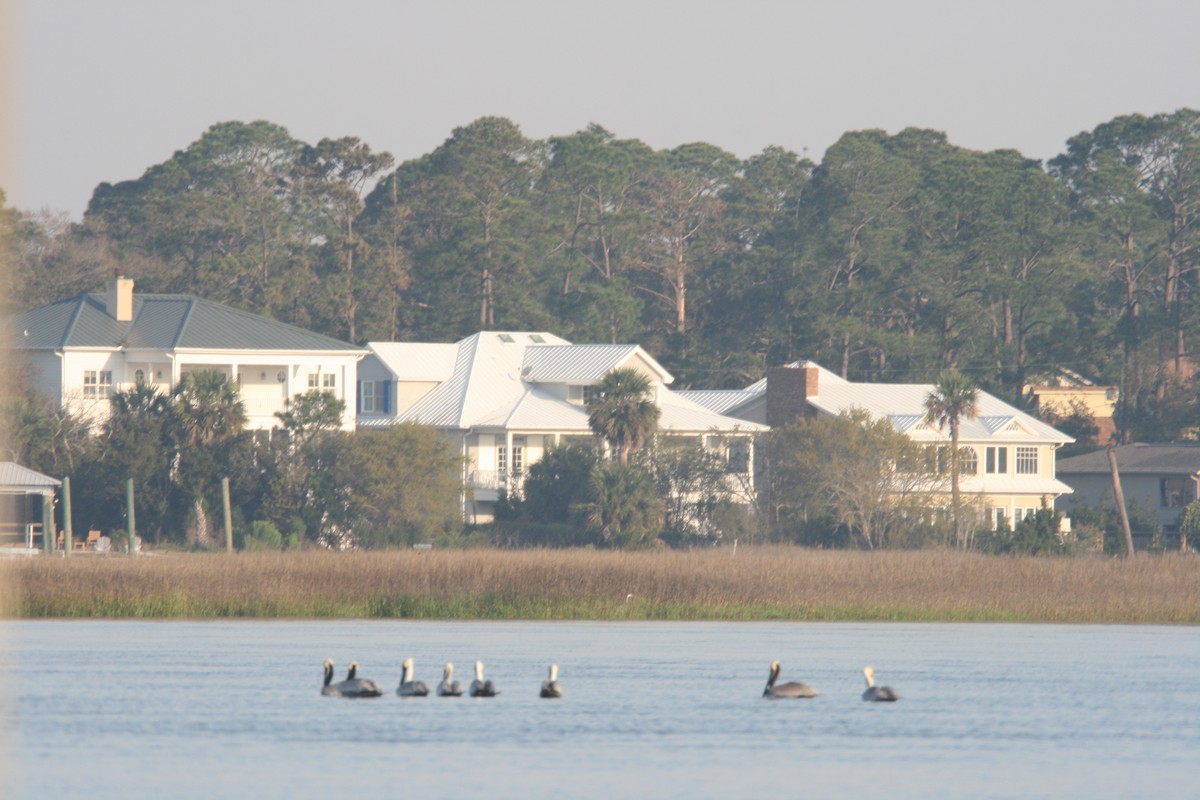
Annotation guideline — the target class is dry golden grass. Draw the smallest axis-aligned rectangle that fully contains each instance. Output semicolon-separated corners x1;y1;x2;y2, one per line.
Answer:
3;547;1198;623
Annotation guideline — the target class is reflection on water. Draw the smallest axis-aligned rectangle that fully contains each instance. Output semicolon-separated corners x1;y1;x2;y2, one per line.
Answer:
3;620;1198;799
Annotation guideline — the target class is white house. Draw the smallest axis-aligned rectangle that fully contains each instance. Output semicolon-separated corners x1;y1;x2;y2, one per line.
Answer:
357;331;767;522
4;274;367;431
680;361;1074;529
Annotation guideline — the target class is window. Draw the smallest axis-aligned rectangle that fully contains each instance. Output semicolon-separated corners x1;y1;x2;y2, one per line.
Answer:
308;373;336;394
992;508;1007;531
568;385;600;405
497;437;525;475
361;381;377;413
985;446;1008;474
1161;478;1192;508
1015;446;1038;475
960;448;978;475
83;370;112;399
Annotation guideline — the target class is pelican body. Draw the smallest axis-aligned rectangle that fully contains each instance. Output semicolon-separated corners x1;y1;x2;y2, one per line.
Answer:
862;666;899;702
539;663;563;699
322;660;384;698
397;658;430;697
335;660;384;698
470;660;498;697
438;662;464;696
763;660;819;699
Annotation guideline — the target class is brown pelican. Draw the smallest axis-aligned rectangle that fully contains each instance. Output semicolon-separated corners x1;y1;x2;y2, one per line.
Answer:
336;661;384;698
763;660;819;699
862;666;899;702
539;663;563;699
397;658;430;697
470;660;499;697
437;662;464;697
321;659;341;696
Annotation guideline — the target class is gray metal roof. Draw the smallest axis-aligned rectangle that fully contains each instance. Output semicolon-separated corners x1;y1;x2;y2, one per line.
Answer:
1057;444;1200;476
0;462;62;492
6;293;364;353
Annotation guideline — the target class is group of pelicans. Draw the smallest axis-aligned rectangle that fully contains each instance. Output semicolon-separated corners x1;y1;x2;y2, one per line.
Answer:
321;658;898;703
763;661;899;702
322;658;563;699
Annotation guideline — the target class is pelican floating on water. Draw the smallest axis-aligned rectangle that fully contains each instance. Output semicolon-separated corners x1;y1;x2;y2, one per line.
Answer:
437;662;464;697
322;659;341;696
539;663;563;699
470;660;498;697
861;666;899;702
335;660;383;698
763;660;819;699
397;658;430;697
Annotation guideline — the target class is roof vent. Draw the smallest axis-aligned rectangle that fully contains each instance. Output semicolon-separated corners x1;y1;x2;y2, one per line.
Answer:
498;334;515;343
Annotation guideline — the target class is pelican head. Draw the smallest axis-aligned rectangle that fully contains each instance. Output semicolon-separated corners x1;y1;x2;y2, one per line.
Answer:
864;666;876;687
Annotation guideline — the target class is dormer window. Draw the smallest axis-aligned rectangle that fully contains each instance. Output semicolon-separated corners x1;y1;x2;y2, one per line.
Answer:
568;385;600;405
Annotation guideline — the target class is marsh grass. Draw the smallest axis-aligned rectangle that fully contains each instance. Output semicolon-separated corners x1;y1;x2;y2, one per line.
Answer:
4;548;1198;623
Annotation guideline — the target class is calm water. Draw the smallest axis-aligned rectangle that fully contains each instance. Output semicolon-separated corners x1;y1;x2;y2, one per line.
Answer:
2;620;1197;799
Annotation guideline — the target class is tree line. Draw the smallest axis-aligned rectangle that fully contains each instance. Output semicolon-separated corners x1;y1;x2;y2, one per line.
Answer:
4;110;1199;440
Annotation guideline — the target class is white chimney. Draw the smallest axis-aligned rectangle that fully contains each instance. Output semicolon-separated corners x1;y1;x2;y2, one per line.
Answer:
106;271;135;322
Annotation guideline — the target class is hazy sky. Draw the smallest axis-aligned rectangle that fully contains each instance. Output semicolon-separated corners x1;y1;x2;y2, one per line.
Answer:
3;0;1199;218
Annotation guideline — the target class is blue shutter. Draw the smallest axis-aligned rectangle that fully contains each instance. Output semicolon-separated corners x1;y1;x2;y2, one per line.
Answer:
356;381;363;414
381;381;391;414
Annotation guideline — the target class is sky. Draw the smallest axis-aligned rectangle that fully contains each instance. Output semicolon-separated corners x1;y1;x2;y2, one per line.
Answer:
3;0;1199;219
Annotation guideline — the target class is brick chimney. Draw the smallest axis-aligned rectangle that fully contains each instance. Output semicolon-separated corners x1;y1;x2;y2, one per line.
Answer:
106;271;134;322
765;364;819;427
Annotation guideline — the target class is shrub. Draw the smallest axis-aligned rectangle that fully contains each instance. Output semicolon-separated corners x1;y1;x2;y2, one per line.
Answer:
243;520;283;552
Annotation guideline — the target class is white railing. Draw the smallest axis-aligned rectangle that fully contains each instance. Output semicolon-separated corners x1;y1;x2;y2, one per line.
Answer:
467;470;525;492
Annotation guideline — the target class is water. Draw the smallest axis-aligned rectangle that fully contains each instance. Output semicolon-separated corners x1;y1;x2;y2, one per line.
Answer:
3;620;1197;799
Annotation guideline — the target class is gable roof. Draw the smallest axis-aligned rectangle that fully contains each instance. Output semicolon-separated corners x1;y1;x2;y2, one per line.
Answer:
521;344;673;385
6;293;364;354
367;342;460;381
1057;444;1200;476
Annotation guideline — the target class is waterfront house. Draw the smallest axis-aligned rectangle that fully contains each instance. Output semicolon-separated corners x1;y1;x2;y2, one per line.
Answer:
680;361;1074;529
357;331;767;522
4;274;367;431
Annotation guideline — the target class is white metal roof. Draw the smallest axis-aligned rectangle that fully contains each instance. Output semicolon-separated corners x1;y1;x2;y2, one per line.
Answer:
0;462;61;492
371;331;761;435
521;344;673;385
718;361;1069;444
367;342;459;382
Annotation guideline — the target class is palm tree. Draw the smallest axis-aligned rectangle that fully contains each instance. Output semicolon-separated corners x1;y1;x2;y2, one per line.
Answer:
173;371;247;447
586;368;661;465
924;371;979;549
586;462;663;548
172;371;247;546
